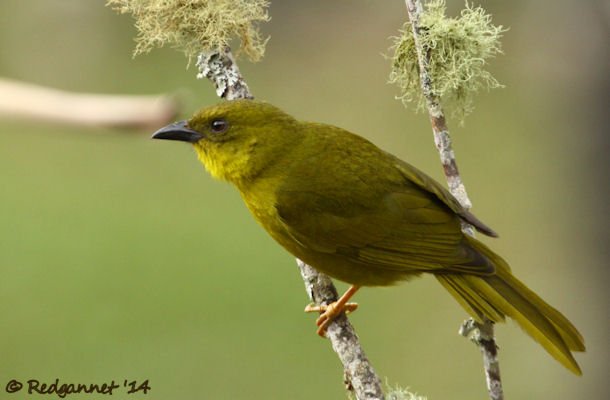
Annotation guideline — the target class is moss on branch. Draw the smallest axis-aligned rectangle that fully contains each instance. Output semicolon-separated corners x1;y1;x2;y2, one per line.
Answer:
107;0;270;63
389;0;506;123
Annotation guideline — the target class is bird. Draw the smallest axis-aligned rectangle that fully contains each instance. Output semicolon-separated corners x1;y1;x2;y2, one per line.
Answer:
152;99;585;374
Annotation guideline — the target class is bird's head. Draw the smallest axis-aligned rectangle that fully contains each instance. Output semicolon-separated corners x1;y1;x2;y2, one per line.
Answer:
153;100;300;186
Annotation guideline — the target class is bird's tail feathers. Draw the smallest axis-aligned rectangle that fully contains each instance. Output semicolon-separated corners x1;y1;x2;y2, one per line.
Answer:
436;237;585;375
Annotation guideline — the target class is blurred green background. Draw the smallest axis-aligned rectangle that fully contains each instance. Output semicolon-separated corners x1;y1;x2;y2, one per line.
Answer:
1;1;608;399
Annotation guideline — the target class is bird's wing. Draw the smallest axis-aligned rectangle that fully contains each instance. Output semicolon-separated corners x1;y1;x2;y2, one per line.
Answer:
275;161;494;275
391;155;498;238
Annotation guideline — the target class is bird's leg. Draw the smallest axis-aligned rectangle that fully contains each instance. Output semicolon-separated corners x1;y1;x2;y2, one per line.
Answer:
304;285;361;337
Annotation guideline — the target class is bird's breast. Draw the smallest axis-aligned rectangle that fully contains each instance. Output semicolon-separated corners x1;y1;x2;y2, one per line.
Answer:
239;178;296;250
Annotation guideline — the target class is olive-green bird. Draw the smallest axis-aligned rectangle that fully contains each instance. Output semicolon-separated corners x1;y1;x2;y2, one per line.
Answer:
152;100;584;374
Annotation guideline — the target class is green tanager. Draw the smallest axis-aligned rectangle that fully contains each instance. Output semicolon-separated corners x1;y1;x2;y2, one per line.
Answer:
152;100;584;374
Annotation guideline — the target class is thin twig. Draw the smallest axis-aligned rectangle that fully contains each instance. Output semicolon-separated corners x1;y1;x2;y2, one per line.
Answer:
196;47;385;400
403;1;503;399
459;320;502;400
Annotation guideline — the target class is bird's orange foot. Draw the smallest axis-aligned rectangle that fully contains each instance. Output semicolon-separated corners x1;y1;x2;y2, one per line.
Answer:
304;301;359;337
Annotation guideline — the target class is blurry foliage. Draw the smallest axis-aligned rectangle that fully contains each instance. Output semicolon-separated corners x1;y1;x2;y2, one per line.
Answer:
106;0;270;63
389;0;505;123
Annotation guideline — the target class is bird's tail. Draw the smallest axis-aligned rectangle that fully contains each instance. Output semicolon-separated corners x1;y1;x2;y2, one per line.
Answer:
436;236;585;375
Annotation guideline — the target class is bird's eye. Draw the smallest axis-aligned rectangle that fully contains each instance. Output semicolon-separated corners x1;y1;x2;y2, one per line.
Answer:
210;118;228;133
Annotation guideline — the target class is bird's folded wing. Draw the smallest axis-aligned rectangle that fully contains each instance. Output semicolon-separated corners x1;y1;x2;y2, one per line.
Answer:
276;183;494;275
391;157;498;238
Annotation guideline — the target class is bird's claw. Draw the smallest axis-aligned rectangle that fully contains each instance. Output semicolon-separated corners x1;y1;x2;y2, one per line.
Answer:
304;301;359;337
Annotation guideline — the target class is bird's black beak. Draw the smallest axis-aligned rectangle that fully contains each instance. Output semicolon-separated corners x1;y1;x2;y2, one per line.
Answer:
152;120;204;143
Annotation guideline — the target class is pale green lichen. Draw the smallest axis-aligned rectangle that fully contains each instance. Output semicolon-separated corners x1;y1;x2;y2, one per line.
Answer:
386;384;427;400
384;378;427;400
346;380;427;400
389;0;506;123
107;0;270;63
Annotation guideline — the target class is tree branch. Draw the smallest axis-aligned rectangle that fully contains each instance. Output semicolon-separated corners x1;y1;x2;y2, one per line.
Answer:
196;48;254;101
403;1;503;399
0;78;178;129
196;47;385;400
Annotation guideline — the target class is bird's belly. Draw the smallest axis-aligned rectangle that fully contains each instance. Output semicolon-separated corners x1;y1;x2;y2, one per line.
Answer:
290;248;420;287
241;186;418;287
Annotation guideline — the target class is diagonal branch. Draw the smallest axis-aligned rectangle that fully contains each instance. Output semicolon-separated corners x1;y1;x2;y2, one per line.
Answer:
403;1;503;399
196;47;385;400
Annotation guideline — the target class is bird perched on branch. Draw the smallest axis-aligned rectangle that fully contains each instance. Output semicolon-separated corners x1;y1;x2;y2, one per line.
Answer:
152;99;584;374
